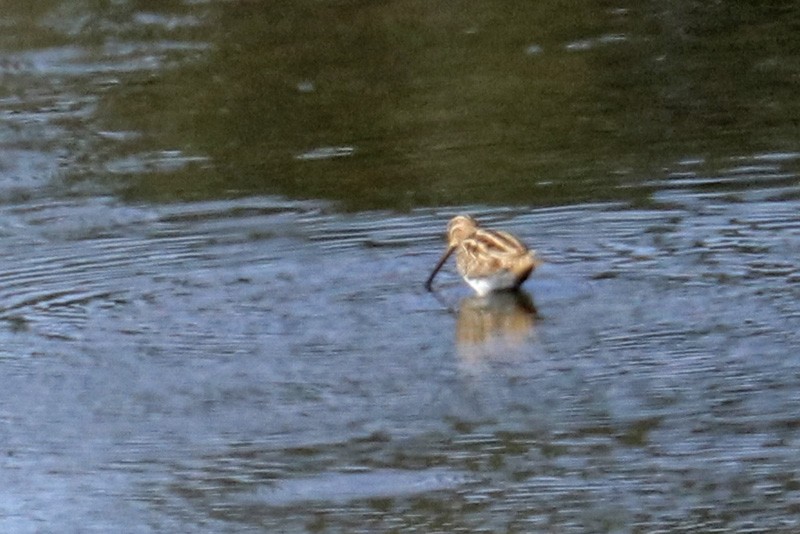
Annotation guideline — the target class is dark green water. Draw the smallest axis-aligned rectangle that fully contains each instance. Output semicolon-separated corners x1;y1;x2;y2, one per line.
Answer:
1;1;800;532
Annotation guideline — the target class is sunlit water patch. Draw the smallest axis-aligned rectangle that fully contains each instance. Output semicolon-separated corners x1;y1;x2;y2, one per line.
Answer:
1;191;799;531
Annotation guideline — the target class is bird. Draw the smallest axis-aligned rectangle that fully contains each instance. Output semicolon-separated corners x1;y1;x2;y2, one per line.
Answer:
425;214;540;296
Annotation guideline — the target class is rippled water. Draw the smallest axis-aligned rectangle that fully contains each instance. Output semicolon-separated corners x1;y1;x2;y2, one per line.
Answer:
2;186;800;531
2;1;800;532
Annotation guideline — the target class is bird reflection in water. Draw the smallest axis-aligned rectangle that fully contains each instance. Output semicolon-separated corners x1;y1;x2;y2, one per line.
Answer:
455;289;539;365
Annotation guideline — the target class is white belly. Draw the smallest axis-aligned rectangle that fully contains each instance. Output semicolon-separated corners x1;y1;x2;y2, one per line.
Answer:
464;271;520;296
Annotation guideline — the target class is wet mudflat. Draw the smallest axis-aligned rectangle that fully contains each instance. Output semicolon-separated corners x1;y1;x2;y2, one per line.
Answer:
2;1;800;532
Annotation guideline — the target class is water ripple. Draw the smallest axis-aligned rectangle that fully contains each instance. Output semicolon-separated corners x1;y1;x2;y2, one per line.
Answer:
1;192;800;531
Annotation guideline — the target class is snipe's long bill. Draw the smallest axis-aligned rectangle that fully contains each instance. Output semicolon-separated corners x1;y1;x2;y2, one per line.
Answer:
425;214;540;296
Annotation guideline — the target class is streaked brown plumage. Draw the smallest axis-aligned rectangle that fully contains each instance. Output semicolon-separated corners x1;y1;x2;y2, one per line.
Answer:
425;214;540;296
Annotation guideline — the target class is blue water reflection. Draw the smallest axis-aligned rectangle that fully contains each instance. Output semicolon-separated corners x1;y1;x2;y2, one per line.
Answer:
1;1;800;532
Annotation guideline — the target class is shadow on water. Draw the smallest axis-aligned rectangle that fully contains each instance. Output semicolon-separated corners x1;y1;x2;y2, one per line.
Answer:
2;1;800;532
35;0;797;210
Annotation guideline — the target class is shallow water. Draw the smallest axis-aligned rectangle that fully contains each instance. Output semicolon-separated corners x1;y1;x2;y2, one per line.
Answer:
3;192;800;532
2;1;800;533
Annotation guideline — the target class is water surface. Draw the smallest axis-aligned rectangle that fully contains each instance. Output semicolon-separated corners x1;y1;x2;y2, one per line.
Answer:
1;1;800;532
